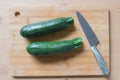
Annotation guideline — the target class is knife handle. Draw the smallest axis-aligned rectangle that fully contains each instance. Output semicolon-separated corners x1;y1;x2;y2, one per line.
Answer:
91;46;109;76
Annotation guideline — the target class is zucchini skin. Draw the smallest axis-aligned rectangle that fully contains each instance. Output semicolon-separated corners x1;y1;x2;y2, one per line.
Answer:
27;38;82;56
20;17;74;38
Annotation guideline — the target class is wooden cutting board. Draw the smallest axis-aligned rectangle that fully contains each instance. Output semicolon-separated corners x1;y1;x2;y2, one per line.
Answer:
9;6;109;77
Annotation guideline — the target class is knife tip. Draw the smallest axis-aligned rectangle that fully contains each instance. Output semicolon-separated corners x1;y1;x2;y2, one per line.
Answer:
75;10;82;16
75;10;79;13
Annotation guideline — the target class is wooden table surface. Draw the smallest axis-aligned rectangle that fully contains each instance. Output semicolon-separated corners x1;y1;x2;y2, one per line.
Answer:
0;0;120;80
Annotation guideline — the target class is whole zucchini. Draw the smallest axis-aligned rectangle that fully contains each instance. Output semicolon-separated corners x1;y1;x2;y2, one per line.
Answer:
27;38;82;56
20;17;74;38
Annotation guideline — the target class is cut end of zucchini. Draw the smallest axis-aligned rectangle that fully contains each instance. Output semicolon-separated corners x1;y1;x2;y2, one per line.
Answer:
65;17;74;27
72;38;82;48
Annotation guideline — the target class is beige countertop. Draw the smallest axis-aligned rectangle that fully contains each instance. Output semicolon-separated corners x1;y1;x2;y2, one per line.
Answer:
0;0;120;80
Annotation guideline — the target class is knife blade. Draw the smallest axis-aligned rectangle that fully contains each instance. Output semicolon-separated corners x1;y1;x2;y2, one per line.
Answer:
76;11;109;76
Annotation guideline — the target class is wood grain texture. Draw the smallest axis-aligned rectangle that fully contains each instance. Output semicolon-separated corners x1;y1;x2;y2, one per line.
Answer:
9;6;109;77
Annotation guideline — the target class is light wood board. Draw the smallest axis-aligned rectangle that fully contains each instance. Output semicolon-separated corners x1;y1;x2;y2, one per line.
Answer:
9;6;109;77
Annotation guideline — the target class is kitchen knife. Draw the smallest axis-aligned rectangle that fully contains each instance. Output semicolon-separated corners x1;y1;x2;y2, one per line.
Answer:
76;11;109;76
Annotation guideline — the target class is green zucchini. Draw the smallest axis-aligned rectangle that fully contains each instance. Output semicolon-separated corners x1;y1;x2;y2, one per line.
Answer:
27;38;82;56
20;17;74;38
